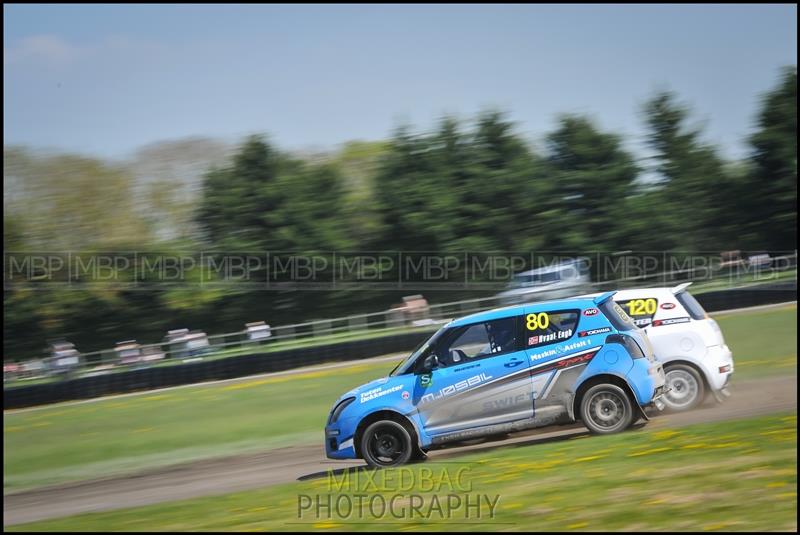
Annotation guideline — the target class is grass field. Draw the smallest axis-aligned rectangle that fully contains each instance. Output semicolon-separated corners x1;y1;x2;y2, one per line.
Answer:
3;305;796;493
7;412;797;532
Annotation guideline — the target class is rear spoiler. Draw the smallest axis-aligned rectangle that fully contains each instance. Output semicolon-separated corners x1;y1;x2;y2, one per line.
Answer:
593;291;617;305
671;282;693;295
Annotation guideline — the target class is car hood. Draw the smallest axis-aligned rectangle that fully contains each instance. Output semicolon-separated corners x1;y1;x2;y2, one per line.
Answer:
341;376;390;399
336;374;413;407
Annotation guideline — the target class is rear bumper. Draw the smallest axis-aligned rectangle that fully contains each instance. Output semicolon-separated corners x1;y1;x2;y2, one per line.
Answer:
627;359;666;406
702;344;735;392
711;371;733;403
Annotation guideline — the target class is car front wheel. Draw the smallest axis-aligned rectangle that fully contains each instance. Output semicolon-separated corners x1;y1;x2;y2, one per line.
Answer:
360;420;414;468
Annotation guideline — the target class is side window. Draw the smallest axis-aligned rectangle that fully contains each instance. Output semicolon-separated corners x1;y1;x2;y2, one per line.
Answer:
675;291;707;320
439;317;519;366
600;300;637;331
524;309;580;349
616;297;659;327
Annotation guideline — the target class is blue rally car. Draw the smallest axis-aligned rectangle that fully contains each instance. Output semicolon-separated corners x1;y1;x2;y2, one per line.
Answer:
325;292;667;468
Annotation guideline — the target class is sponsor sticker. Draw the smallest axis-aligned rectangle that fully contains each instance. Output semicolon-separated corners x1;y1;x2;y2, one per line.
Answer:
401;391;410;400
660;302;676;310
561;339;592;352
420;373;433;388
578;327;611;337
556;351;597;368
530;347;559;361
652;317;691;327
419;372;493;405
360;384;403;403
530;338;593;361
583;308;599;316
528;328;573;347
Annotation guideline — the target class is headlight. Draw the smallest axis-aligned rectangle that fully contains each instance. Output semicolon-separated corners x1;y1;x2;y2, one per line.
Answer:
329;396;355;424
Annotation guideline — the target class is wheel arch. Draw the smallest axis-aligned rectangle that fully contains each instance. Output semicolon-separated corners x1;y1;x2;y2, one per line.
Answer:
353;409;421;459
572;373;645;422
661;359;712;392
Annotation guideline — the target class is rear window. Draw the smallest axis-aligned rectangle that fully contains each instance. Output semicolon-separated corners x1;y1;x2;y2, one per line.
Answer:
524;309;580;348
599;299;637;331
676;291;707;320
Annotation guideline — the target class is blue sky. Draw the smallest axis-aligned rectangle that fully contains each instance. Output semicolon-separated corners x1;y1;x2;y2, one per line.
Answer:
3;4;797;160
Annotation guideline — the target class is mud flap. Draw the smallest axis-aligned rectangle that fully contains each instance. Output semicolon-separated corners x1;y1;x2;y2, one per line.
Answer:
711;386;732;404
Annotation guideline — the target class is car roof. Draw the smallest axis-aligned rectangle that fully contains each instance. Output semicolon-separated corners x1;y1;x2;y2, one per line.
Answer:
599;283;694;300
448;296;600;327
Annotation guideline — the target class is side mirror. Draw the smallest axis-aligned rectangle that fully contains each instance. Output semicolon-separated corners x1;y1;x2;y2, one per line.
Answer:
421;353;439;373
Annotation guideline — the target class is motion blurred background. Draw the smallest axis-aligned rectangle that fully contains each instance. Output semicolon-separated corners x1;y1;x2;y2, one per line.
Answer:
4;4;796;362
2;4;798;532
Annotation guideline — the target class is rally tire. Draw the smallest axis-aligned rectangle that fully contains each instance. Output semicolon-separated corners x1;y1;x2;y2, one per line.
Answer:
360;420;414;468
662;363;705;412
581;383;634;435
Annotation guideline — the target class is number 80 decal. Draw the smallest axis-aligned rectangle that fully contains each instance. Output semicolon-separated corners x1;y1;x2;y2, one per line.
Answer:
526;312;550;331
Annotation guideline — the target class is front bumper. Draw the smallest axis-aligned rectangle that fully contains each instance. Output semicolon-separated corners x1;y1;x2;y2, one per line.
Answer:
324;421;358;460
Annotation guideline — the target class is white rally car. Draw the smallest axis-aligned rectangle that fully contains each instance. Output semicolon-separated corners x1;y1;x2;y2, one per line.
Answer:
611;283;734;411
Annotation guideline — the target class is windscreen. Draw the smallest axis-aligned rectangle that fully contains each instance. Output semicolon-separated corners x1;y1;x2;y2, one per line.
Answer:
389;325;447;376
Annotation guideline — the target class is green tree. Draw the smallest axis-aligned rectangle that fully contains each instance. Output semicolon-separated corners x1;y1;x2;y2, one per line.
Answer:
543;115;640;251
197;135;353;252
3;147;150;250
745;66;797;251
642;92;738;250
375;112;550;253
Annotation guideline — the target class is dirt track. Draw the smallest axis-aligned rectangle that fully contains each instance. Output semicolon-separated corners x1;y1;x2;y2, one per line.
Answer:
4;374;797;526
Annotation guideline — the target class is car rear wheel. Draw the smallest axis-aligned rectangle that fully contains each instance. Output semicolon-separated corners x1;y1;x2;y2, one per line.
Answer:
663;364;705;412
581;384;634;434
360;420;414;468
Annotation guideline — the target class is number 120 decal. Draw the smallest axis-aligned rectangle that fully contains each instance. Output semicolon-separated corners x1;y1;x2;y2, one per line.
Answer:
625;298;657;316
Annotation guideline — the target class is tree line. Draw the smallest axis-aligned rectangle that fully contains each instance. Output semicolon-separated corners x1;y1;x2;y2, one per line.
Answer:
3;67;796;359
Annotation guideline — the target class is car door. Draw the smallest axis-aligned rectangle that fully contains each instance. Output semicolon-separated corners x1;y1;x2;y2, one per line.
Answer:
412;316;533;436
522;307;589;426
